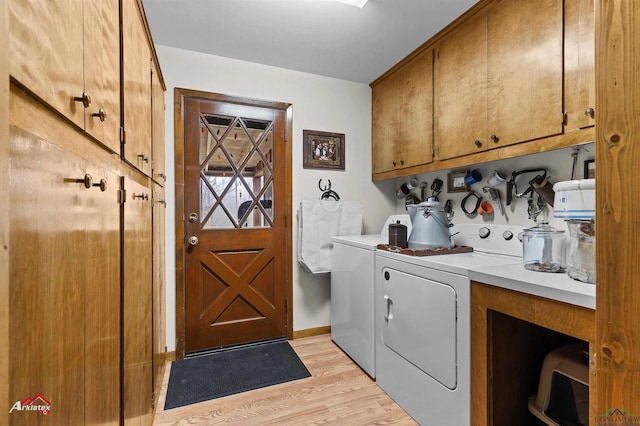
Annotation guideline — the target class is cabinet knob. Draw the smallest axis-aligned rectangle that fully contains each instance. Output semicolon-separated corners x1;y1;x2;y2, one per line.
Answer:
400;159;404;166
157;172;167;181
137;153;149;163
474;140;482;148
92;108;107;122
585;107;595;118
132;193;149;201
392;161;397;167
188;235;199;246
490;135;499;143
94;179;107;192
74;92;92;108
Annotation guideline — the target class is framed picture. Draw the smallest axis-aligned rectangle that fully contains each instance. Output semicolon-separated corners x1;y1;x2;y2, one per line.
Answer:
302;130;345;170
447;169;470;193
584;159;595;179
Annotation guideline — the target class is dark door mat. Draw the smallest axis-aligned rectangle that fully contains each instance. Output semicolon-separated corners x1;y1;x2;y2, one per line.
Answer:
164;340;311;410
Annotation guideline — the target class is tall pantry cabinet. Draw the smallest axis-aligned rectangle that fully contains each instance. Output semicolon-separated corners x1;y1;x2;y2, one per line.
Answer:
7;0;166;424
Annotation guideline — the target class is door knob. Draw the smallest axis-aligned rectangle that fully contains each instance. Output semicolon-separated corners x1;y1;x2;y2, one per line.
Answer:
188;236;199;246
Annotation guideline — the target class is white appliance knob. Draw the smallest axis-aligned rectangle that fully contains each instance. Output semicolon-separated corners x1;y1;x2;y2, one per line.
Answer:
502;230;514;240
479;227;490;239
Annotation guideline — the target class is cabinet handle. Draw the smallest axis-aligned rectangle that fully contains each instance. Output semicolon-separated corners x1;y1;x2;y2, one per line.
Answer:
66;174;106;191
154;199;166;207
474;140;482;148
132;193;149;201
585;107;595;119
74;92;92;108
92;108;107;122
157;172;167;181
137;153;149;163
490;135;499;143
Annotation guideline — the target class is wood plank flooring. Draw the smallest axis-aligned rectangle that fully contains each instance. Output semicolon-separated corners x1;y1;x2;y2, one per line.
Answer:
153;334;417;425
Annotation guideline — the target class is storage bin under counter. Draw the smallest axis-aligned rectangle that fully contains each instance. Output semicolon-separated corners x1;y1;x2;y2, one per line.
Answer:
469;263;595;309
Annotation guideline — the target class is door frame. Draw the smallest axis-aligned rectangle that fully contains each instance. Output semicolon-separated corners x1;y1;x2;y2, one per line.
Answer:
173;88;293;359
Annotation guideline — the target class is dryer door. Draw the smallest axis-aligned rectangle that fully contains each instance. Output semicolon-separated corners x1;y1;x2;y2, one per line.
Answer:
381;267;457;389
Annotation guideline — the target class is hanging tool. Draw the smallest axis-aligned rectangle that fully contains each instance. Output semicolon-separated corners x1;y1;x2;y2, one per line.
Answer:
431;178;443;200
483;186;506;219
506;168;547;205
570;145;590;180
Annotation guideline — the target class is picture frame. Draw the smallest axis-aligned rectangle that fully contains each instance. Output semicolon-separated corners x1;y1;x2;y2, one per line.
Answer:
302;130;345;170
447;169;470;193
584;159;595;179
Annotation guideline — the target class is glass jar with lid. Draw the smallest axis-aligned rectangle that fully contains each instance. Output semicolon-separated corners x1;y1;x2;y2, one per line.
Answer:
522;221;566;273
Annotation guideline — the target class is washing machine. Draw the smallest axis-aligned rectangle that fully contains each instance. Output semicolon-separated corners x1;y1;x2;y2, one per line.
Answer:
330;215;411;378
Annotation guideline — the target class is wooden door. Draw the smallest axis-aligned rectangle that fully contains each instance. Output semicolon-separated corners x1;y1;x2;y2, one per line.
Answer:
84;0;121;153
9;128;120;425
123;0;152;176
183;97;289;353
123;177;153;425
434;10;488;160
487;0;563;147
397;50;434;169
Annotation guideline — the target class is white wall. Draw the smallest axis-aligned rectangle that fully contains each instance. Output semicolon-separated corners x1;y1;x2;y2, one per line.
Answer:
394;143;596;227
157;46;396;351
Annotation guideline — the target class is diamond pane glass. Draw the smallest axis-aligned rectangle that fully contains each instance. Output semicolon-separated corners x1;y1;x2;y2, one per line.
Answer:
199;114;274;229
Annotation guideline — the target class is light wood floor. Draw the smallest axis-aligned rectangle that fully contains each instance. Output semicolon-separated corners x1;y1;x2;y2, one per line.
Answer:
153;334;417;425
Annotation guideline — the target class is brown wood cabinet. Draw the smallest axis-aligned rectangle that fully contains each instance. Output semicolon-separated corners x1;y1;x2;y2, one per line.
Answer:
9;0;121;154
564;0;595;132
123;177;154;425
123;0;154;177
7;0;165;424
8;114;121;425
434;0;563;161
372;49;433;174
374;0;589;180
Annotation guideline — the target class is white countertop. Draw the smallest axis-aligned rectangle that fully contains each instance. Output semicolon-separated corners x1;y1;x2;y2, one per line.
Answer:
469;263;596;310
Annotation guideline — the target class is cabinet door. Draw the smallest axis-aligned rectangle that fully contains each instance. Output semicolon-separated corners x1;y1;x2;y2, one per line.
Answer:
372;73;400;174
487;0;563;147
9;0;84;128
152;186;166;408
434;11;488;160
9;128;120;425
151;62;166;185
123;0;153;177
397;50;433;169
84;0;121;153
123;177;153;426
564;0;595;131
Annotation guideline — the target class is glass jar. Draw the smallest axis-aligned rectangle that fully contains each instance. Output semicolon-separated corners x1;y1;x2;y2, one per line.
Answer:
522;221;566;273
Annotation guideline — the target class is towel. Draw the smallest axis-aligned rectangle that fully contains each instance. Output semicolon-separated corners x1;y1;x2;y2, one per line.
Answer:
297;199;363;274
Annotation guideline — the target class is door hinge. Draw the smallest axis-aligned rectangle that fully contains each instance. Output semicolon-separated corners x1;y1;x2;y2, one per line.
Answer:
151;392;155;409
562;111;568;126
120;127;126;144
118;188;126;205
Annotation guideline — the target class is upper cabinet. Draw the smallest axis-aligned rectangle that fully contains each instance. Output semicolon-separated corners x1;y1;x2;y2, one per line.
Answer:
564;0;595;131
372;50;433;175
152;61;167;185
434;11;488;160
435;0;563;161
123;0;153;177
486;0;563;148
9;0;121;153
374;0;591;179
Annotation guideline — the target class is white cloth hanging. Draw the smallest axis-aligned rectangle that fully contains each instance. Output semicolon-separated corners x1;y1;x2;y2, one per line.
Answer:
297;199;363;274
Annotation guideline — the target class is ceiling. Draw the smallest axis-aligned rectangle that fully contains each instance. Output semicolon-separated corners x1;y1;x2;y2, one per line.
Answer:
141;0;479;84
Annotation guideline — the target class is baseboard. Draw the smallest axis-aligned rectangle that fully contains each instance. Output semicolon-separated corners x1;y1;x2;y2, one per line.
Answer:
293;326;331;339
